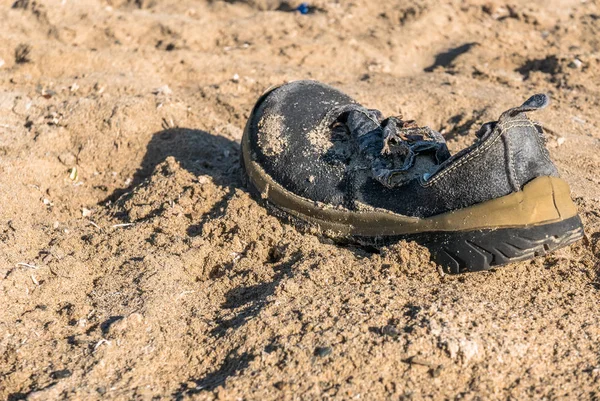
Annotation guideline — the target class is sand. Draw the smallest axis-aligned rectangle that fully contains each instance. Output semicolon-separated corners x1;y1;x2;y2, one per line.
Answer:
1;0;599;399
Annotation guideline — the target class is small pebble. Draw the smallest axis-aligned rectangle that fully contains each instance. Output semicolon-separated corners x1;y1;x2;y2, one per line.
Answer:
430;364;443;378
69;167;78;181
50;369;72;380
381;324;401;338
314;346;332;357
568;59;583;69
152;85;172;95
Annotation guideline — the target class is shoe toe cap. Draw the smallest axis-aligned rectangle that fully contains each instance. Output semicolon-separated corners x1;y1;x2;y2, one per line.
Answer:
247;80;357;206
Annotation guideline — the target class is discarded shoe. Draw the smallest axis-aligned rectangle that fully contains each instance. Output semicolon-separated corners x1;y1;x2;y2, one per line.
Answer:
241;80;584;273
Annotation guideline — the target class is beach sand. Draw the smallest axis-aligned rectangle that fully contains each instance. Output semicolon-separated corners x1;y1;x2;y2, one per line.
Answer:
1;0;599;399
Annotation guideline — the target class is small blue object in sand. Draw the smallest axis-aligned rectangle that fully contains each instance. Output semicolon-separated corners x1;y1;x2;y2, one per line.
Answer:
296;2;309;14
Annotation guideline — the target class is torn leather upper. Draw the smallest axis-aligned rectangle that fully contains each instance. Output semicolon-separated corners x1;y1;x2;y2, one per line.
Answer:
339;93;550;189
343;107;450;188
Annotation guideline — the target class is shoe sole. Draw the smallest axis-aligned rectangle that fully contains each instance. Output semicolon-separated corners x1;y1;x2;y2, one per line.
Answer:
241;92;584;274
383;215;584;273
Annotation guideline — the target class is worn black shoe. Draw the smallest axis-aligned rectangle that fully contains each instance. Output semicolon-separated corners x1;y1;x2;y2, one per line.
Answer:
240;80;584;273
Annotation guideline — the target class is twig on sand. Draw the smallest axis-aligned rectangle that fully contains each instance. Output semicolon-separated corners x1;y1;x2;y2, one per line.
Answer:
112;223;135;228
93;339;111;352
176;290;196;300
402;356;444;378
87;220;103;231
16;262;38;269
402;356;435;368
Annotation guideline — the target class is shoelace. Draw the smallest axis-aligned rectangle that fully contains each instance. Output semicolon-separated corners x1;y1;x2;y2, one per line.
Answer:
338;106;450;188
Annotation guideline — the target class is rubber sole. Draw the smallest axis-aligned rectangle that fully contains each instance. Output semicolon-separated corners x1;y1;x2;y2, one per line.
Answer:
247;185;584;274
391;215;584;274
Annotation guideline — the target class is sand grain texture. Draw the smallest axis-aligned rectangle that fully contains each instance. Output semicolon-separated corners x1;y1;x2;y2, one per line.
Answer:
1;0;599;400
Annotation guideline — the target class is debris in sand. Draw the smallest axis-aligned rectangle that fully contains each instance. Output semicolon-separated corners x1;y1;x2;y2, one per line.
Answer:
82;208;92;217
232;73;240;82
69;167;78;181
224;42;251;52
176;290;196;300
87;220;102;230
296;2;310;14
112;223;135;228
40;88;55;99
153;85;172;95
402;355;435;367
381;324;401;339
314;346;332;357
402;356;444;377
94;82;106;94
568;58;583;69
161;117;176;129
50;369;72;380
15;43;31;64
16;262;39;269
12;0;30;9
93;339;111;351
31;275;39;285
0;58;5;68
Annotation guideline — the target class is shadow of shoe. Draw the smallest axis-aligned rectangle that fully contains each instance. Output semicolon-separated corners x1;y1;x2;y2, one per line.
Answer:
424;42;478;72
105;127;242;204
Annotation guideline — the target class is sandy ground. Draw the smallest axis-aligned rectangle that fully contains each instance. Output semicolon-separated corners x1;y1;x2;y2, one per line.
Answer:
1;0;599;399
